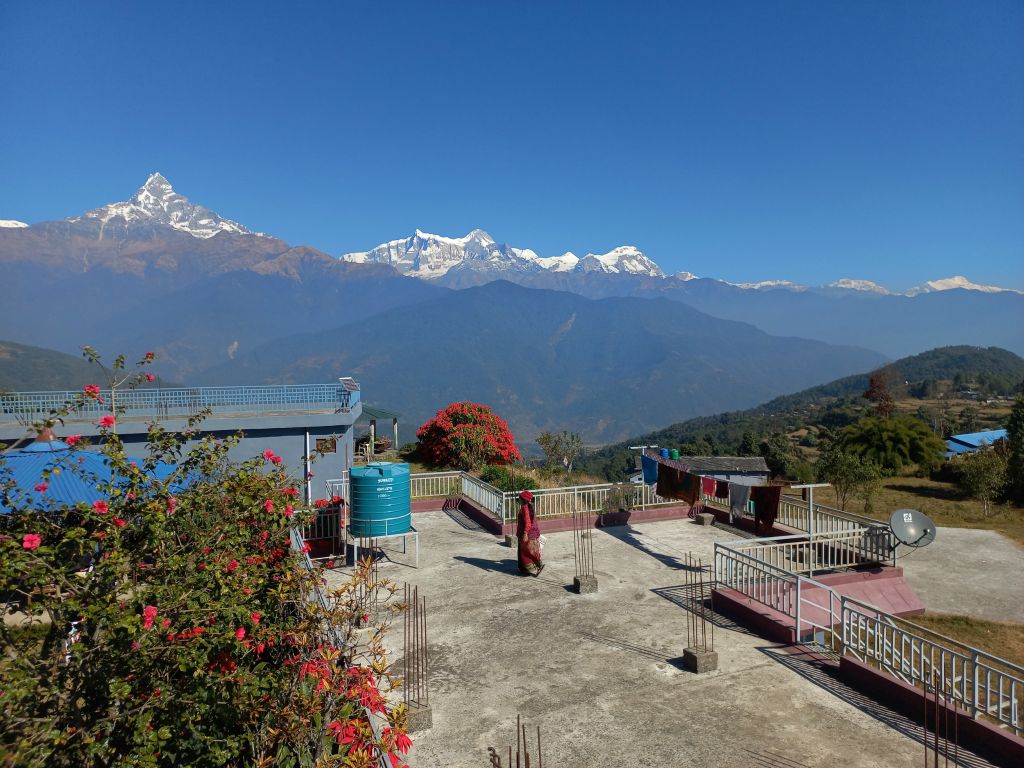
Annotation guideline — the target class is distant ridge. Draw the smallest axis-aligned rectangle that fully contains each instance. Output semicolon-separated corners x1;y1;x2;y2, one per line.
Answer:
577;345;1024;480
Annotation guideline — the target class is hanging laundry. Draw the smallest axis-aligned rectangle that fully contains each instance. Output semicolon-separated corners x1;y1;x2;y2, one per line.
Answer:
677;471;700;504
751;485;782;534
641;453;659;485
656;465;679;500
714;479;729;499
700;475;717;498
728;482;751;523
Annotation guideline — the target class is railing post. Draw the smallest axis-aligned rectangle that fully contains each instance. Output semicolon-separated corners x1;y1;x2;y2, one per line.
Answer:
972;650;980;720
795;577;802;644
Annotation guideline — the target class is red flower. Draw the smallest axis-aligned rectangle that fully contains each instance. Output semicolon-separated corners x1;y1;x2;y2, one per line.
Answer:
301;542;312;553
83;385;101;400
396;731;413;753
250;611;261;625
161;618;171;629
263;449;275;462
144;351;155;361
22;533;41;550
235;627;246;641
166;497;177;515
145;373;155;382
92;500;109;514
112;517;126;528
326;560;335;568
34;483;48;492
66;434;81;446
282;486;299;497
225;560;238;573
263;500;274;512
98;415;115;428
142;605;158;630
283;505;294;518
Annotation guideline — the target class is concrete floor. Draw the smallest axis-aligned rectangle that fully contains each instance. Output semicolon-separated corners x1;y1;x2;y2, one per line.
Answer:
899;526;1024;622
328;512;1003;768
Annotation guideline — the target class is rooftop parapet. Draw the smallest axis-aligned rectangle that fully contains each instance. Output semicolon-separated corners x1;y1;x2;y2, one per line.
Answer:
0;382;361;425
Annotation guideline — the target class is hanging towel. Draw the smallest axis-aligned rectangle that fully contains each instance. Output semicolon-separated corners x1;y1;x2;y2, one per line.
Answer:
728;483;751;522
751;485;782;533
677;471;700;504
641;453;659;485
700;475;717;497
656;465;679;500
714;479;729;499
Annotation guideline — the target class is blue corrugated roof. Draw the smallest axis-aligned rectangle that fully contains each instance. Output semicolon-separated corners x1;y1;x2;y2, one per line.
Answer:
0;441;183;514
947;429;1007;448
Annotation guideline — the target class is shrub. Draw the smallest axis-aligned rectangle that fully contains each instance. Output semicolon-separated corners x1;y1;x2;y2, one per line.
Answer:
415;402;520;470
0;353;409;767
838;415;946;475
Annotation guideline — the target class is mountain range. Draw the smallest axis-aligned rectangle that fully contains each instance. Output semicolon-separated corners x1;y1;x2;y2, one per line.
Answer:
1;173;1021;445
344;227;1021;298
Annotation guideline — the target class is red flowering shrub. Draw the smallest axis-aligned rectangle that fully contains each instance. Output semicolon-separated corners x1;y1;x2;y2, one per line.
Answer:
416;401;521;469
0;350;408;767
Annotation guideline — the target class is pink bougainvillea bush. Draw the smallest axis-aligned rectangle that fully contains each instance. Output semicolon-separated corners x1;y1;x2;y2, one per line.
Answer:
415;401;521;469
0;351;409;768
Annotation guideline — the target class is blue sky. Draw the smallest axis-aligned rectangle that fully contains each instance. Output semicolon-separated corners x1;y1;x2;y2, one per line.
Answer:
1;0;1021;291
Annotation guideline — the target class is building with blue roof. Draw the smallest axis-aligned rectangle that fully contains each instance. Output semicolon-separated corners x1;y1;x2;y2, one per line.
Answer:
0;381;363;503
944;428;1007;459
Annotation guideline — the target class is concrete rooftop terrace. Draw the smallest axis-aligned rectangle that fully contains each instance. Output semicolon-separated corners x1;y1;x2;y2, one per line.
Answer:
326;512;1003;768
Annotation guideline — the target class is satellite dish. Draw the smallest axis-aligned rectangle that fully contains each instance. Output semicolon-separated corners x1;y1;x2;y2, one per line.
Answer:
889;508;937;548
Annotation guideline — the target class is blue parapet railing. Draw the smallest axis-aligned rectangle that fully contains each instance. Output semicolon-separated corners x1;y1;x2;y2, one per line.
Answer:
0;383;361;423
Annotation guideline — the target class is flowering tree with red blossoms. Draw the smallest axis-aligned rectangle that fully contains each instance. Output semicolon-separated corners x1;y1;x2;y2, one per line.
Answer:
415;402;521;470
0;351;410;768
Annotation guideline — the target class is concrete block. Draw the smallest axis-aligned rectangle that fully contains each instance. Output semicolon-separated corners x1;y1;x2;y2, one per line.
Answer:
406;702;433;732
573;575;598;594
504;534;517;548
696;512;715;526
682;646;719;674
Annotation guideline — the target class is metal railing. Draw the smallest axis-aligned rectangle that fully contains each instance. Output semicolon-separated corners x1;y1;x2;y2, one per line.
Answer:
0;383;360;422
715;537;1023;735
725;529;895;574
842;596;1022;734
288;528;391;766
409;471;462;499
498;482;676;523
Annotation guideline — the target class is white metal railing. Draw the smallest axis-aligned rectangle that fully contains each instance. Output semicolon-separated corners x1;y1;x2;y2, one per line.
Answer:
301;506;345;546
716;537;1023;735
289;528;392;766
460;474;504;519
409;471;462;499
498;482;676;523
842;596;1022;734
726;529;895;573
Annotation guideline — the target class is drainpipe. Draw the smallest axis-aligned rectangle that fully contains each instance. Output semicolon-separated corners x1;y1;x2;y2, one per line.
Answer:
304;430;312;504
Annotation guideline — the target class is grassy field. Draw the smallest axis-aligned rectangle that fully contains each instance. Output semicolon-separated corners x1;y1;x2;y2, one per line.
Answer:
804;476;1024;547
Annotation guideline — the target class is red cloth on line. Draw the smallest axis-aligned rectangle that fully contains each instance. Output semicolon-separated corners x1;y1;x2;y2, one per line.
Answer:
701;476;717;497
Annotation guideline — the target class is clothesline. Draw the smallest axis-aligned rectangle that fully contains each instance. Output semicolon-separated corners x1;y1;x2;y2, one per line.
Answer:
642;451;783;531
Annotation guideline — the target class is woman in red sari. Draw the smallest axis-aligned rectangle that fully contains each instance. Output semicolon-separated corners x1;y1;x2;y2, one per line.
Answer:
516;490;544;576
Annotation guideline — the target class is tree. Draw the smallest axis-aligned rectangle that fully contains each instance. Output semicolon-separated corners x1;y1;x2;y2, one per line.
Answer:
759;433;813;482
957;446;1008;515
839;415;946;475
1006;395;1024;501
863;366;898;418
415;402;521;470
816;447;880;511
536;430;584;473
0;352;410;767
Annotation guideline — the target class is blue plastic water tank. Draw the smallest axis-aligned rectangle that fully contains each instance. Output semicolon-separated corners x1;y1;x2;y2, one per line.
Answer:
349;462;411;537
660;448;670;459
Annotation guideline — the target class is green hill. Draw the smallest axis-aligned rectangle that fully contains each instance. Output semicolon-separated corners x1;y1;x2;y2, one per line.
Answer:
0;340;103;392
577;346;1024;480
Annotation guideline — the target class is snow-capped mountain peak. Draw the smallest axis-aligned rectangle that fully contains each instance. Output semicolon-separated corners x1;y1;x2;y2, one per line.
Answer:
0;220;28;228
905;275;1021;296
731;279;808;291
828;278;892;295
66;172;262;240
342;231;666;279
